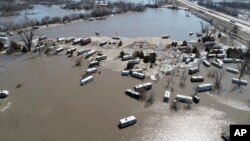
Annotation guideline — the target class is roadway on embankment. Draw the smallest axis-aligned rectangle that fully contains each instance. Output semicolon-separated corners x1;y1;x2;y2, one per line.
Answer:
177;0;250;45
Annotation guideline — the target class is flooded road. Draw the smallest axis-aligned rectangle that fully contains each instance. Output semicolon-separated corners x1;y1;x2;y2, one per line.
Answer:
0;51;250;141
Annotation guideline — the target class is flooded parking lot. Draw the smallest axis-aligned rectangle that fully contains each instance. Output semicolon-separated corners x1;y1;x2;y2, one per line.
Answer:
0;44;250;141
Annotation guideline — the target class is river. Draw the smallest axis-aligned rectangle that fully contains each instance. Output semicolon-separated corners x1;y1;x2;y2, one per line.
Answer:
33;8;207;41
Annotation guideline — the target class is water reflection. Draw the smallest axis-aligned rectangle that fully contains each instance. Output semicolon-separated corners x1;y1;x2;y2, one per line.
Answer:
133;104;230;141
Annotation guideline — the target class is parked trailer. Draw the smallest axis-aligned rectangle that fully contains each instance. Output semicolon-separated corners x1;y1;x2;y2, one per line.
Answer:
72;38;83;45
175;94;193;104
112;36;120;40
118;116;137;128
191;76;204;82
211;61;223;69
134;82;152;92
85;50;96;58
163;90;171;102
96;55;107;61
100;41;107;46
185;58;191;64
128;59;140;64
188;67;199;75
66;48;76;55
121;70;130;76
39;36;47;41
197;83;213;92
234;59;242;63
122;55;133;61
211;45;222;49
232;78;248;85
130;69;143;73
77;49;87;56
131;71;145;79
211;49;223;54
86;67;98;74
216;59;223;65
207;54;216;58
57;37;65;42
48;46;55;50
125;89;140;99
223;58;233;63
81;37;91;45
216;54;225;59
35;45;45;52
65;37;74;43
162;34;169;39
55;47;64;54
226;67;239;74
80;75;94;85
203;60;211;67
88;61;99;68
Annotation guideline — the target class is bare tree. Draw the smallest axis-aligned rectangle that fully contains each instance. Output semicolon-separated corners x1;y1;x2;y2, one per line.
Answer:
17;17;37;51
200;21;204;33
238;44;250;81
214;69;225;90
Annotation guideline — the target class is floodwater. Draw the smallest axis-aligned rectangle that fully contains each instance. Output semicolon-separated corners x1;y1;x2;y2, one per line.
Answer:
35;8;207;41
0;48;250;141
0;4;88;23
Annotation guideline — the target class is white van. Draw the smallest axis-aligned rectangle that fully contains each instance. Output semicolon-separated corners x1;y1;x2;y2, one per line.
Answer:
163;90;171;102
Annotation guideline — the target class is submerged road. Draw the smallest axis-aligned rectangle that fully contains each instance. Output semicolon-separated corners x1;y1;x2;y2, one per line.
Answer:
177;0;250;44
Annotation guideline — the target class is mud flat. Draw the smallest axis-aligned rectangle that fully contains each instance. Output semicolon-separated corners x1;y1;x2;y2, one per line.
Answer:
0;36;250;141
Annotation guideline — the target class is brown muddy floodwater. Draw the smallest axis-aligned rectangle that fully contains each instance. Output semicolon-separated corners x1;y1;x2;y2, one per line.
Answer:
0;52;250;141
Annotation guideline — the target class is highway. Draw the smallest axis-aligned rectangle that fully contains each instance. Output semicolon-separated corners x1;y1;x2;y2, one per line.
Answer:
177;0;250;33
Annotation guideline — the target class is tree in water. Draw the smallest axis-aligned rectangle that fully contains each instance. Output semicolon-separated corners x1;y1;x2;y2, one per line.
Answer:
17;16;38;52
214;69;225;90
119;50;125;58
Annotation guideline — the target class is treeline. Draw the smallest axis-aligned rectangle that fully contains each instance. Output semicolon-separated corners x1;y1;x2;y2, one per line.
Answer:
63;1;146;14
0;0;33;16
219;2;250;11
197;1;238;17
0;13;91;31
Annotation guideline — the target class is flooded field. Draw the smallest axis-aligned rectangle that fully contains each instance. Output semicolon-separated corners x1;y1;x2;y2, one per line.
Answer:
0;5;89;23
0;40;250;141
